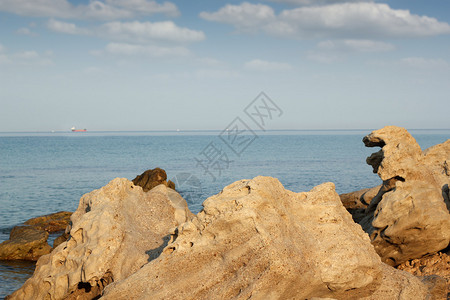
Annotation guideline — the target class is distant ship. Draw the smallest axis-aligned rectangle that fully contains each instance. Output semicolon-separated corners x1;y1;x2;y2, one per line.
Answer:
71;127;87;132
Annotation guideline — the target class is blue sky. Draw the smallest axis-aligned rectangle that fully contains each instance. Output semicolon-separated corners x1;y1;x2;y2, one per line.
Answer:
0;0;449;131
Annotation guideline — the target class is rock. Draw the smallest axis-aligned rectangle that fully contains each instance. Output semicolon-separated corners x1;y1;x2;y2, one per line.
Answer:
418;275;448;300
397;252;450;298
0;211;72;261
364;264;431;300
132;167;176;192
7;178;192;300
339;186;381;210
24;211;72;233
52;231;70;249
339;185;381;223
102;176;438;300
0;226;51;261
357;126;450;266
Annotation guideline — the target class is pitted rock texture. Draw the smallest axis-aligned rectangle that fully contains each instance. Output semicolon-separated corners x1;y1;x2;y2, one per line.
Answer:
7;178;191;300
360;126;450;266
102;176;435;300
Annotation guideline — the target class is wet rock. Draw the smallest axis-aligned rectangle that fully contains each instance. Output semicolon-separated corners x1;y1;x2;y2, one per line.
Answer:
24;211;72;233
7;178;191;300
52;232;70;249
0;226;51;261
132;167;176;192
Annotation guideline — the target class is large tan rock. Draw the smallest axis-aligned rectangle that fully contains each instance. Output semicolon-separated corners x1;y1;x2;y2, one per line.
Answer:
7;178;192;300
360;126;450;266
102;176;435;300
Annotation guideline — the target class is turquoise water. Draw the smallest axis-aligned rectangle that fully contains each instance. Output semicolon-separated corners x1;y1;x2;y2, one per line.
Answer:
0;130;448;297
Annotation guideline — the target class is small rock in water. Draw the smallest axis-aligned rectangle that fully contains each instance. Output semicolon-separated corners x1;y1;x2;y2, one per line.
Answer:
0;226;51;261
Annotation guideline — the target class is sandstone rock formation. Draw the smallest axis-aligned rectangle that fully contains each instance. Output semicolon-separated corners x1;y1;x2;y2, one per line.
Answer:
0;226;51;261
7;178;192;300
132;167;175;192
358;126;450;266
102;176;437;300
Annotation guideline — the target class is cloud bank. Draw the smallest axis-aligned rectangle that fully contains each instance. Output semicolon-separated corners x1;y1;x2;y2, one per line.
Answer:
201;2;450;39
0;0;179;20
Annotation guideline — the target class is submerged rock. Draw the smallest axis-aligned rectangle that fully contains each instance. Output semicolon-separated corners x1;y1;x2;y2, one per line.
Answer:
356;126;450;266
7;178;192;300
132;167;175;192
102;176;435;300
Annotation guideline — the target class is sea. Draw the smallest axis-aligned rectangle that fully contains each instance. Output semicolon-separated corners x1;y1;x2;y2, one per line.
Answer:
0;129;448;298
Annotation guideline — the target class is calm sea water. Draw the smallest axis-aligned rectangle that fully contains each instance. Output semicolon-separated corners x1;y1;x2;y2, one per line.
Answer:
0;129;448;297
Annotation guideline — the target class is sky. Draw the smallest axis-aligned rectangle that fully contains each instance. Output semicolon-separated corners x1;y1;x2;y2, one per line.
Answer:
0;0;449;132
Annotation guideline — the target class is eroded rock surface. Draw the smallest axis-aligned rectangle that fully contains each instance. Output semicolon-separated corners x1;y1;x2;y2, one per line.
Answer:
398;252;450;298
102;176;436;300
7;178;191;300
359;126;450;266
132;167;175;192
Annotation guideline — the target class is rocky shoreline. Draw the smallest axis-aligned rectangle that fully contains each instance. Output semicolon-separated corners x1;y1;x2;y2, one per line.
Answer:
1;126;449;299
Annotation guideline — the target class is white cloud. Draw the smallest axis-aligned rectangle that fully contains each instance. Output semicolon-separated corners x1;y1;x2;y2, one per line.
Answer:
16;27;37;36
244;59;293;71
46;19;205;44
317;39;395;52
194;69;241;79
100;21;205;43
306;52;339;63
104;42;190;57
400;57;449;69
200;2;276;32
104;0;179;17
267;0;372;5
201;2;450;39
12;50;40;59
0;47;53;66
47;19;91;35
307;39;394;64
0;0;179;20
196;57;225;67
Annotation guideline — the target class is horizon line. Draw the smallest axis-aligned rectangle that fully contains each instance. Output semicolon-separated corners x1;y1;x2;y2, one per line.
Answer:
1;128;450;134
